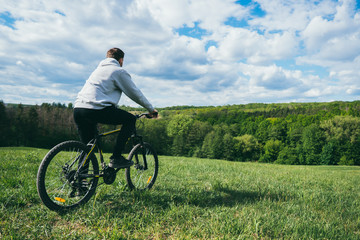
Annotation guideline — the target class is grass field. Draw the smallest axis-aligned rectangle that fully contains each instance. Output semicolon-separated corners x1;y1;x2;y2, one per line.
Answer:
0;147;359;239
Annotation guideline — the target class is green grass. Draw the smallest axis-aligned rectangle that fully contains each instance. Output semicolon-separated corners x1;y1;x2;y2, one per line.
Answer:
1;147;359;239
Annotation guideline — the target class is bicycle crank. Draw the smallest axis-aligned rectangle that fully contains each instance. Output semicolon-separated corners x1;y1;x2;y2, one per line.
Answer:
103;166;117;184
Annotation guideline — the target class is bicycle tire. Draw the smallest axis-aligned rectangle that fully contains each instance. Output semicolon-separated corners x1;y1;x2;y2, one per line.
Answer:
37;141;99;211
125;142;158;190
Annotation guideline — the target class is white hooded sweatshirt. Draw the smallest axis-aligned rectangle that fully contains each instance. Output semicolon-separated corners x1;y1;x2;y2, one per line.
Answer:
74;58;154;112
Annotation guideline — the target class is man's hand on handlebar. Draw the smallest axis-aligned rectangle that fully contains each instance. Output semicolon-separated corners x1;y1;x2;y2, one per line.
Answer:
148;109;158;119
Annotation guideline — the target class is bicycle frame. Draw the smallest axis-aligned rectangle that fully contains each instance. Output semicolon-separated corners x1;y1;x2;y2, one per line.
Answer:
85;128;121;169
79;116;145;175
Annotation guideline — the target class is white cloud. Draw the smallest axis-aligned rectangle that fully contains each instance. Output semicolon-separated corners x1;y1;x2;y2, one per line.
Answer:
0;0;359;106
302;2;359;54
128;35;208;80
0;83;78;105
297;0;360;99
251;0;337;31
144;0;247;30
208;27;298;64
242;64;302;90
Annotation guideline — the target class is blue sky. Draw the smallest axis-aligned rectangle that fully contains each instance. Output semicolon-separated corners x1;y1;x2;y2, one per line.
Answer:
0;0;360;107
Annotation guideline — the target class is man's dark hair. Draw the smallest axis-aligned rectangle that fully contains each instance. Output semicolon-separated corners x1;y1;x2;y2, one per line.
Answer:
106;48;125;61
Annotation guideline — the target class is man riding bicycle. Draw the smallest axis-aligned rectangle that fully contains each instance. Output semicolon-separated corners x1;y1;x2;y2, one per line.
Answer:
74;48;158;169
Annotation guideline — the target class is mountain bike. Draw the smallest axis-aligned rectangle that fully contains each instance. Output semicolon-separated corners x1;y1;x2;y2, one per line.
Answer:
36;112;158;211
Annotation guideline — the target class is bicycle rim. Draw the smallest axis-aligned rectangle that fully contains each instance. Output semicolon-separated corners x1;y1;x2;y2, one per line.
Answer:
37;141;99;211
126;142;158;190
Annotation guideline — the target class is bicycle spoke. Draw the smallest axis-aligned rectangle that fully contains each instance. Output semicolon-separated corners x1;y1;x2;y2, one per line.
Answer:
37;141;99;211
126;142;158;190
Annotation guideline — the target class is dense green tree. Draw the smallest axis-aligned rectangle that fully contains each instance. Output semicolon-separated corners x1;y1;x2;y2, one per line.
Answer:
200;131;216;159
286;122;304;147
0;101;9;146
233;134;260;162
300;124;326;165
24;106;39;147
166;114;194;137
166;114;195;155
320;116;360;165
259;139;283;163
223;133;236;161
139;118;170;155
275;146;299;165
201;125;228;159
269;119;288;142
320;116;360;143
255;119;271;143
186;121;212;156
14;104;26;146
320;142;338;165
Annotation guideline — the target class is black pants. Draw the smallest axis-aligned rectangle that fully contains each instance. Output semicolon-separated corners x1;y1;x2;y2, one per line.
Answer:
73;106;136;157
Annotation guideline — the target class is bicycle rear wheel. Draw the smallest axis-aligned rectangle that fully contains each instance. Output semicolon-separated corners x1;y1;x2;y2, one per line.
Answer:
125;142;158;190
37;141;99;211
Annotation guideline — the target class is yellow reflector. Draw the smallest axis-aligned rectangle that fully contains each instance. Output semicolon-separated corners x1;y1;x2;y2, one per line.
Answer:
55;197;66;203
147;176;152;184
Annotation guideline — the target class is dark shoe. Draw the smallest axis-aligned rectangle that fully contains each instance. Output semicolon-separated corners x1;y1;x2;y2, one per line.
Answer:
109;155;134;169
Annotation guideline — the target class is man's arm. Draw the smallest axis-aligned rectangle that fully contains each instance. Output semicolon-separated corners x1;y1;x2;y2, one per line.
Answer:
114;70;155;112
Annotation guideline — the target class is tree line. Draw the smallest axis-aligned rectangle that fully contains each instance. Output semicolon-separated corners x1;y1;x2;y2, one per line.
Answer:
1;100;360;165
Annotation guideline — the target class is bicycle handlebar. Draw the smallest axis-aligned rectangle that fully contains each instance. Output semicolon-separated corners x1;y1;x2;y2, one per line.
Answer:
136;112;158;119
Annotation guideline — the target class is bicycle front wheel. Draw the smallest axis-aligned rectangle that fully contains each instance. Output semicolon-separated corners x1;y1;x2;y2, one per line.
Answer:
37;141;99;211
125;142;158;190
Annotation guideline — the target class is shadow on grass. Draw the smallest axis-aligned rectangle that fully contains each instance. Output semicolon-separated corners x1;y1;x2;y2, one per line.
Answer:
93;184;290;213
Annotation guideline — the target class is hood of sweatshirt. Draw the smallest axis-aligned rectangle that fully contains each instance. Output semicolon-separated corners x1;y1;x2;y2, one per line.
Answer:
98;58;120;67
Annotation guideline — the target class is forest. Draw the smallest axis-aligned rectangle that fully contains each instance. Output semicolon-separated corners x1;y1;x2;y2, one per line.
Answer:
1;100;360;165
